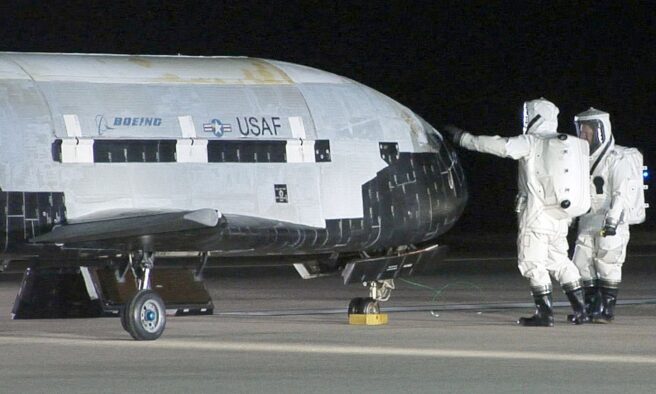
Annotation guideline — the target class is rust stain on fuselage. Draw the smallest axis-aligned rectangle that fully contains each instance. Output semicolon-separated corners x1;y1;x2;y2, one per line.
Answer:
244;59;293;84
158;73;229;84
148;58;293;85
401;109;422;138
128;56;153;68
242;59;292;84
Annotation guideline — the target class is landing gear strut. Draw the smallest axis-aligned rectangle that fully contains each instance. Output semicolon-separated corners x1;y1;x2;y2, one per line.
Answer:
348;279;394;320
120;252;167;340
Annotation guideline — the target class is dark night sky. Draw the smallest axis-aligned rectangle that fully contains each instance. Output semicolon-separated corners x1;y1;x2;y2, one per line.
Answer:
0;1;654;233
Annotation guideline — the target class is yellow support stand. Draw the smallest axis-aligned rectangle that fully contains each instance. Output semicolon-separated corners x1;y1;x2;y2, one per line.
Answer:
348;313;389;325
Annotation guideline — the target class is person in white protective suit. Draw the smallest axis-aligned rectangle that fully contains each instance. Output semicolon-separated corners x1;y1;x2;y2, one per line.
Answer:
444;98;590;326
572;108;631;323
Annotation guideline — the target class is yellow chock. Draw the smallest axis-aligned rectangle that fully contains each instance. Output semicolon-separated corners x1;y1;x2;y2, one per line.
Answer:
348;313;389;326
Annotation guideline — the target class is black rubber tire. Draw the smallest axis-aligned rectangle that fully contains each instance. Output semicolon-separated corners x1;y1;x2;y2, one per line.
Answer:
348;297;364;315
124;290;166;341
119;305;129;331
361;297;380;314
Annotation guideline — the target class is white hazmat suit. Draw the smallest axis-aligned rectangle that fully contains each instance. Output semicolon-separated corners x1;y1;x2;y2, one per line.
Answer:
572;108;631;322
445;98;590;326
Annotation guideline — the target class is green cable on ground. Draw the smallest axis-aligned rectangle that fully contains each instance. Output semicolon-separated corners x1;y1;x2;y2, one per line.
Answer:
399;278;484;303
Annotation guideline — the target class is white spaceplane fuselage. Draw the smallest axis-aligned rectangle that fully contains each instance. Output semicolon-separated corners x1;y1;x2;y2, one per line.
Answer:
0;53;467;340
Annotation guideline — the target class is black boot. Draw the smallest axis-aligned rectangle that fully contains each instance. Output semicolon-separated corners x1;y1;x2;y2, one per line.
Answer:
585;286;602;318
568;286;599;322
518;293;554;327
593;287;618;324
566;288;590;324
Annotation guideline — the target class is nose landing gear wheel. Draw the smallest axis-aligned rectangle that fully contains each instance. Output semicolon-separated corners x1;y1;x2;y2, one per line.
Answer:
124;290;166;340
361;297;380;314
348;297;380;316
348;297;364;315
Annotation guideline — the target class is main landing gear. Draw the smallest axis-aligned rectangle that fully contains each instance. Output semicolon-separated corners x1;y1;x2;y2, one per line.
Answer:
120;252;166;340
348;279;394;325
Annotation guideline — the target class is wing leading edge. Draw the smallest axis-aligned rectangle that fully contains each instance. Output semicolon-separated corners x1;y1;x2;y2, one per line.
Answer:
29;209;323;254
30;209;222;244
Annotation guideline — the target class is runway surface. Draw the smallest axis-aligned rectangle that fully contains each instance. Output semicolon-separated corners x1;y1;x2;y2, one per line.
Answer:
1;248;656;393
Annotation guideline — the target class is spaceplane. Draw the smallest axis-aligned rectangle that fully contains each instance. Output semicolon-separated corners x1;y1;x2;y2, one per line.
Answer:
0;53;467;339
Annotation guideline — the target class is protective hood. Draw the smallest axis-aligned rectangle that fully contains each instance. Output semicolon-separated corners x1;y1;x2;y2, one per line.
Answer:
574;107;613;162
522;98;559;136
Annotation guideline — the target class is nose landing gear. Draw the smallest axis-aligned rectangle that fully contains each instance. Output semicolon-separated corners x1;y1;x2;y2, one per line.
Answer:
348;280;393;325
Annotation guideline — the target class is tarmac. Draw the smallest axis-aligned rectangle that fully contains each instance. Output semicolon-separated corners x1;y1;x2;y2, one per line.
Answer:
0;236;655;393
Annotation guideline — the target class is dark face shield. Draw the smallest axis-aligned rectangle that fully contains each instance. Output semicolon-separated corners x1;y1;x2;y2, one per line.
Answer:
575;119;605;154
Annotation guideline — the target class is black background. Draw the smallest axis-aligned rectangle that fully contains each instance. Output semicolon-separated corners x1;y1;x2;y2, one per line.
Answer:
0;1;653;234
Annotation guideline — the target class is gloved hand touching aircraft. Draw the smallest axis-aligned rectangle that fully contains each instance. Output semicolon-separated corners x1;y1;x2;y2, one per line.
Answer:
442;124;465;147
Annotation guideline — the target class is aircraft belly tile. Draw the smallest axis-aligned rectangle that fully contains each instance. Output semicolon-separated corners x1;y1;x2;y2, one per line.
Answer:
0;191;65;252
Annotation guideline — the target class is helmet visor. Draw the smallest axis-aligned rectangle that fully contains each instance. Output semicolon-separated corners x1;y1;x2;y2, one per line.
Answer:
575;119;605;154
